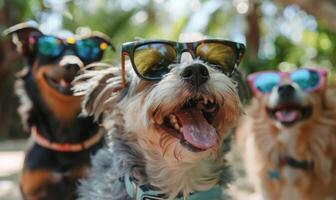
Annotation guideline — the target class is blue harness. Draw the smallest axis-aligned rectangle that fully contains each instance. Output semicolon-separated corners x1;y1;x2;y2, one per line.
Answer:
124;175;223;200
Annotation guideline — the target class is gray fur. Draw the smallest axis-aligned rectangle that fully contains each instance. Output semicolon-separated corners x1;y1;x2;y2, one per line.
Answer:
78;130;234;200
74;61;240;200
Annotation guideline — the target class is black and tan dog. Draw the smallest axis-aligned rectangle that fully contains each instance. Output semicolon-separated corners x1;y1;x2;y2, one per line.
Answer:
5;22;114;200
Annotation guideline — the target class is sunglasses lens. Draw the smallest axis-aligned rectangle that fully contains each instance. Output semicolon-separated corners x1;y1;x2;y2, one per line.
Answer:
196;42;237;74
76;39;101;61
290;69;320;90
134;43;177;79
37;36;62;57
253;72;280;93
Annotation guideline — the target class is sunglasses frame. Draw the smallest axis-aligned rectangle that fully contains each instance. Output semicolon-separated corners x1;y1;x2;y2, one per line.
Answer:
121;39;245;86
28;33;115;63
247;68;328;96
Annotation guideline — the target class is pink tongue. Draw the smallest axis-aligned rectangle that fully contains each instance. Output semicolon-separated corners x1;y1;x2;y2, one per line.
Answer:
175;109;217;150
275;110;300;123
59;79;71;88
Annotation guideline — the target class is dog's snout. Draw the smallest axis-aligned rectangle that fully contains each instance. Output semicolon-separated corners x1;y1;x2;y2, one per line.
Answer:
62;63;81;83
180;64;209;87
278;84;295;97
59;56;84;83
60;55;84;70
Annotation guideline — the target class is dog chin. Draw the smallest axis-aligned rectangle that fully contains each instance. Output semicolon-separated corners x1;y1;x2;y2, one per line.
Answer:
266;104;313;127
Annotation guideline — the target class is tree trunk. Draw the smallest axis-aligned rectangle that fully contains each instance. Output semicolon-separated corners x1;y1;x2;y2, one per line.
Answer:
246;2;260;64
0;0;25;139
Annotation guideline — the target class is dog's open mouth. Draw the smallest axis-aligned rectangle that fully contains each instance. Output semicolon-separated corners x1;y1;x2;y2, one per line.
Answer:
44;74;73;95
267;104;312;126
160;96;219;152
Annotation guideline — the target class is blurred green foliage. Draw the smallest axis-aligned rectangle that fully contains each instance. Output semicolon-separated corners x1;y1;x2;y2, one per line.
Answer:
2;0;335;73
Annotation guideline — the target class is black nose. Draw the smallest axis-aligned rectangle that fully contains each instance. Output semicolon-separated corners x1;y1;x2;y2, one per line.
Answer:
63;63;80;72
278;84;295;97
180;63;209;87
62;63;80;83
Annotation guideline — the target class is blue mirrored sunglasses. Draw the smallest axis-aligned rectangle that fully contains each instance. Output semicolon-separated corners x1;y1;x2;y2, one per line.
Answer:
32;35;109;62
248;68;325;94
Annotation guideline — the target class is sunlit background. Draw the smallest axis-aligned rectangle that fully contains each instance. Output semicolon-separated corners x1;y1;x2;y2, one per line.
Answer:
0;0;335;199
2;0;335;69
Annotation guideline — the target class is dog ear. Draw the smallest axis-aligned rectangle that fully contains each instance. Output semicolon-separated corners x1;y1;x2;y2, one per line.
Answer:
73;63;124;120
3;22;42;64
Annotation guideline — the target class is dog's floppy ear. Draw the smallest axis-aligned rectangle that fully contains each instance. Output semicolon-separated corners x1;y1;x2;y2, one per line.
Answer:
73;63;124;120
3;21;42;64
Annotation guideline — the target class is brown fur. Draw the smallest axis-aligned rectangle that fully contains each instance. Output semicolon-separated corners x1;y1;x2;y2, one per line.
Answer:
32;63;82;121
21;166;90;200
20;169;61;200
236;89;336;200
5;22;110;200
74;57;242;199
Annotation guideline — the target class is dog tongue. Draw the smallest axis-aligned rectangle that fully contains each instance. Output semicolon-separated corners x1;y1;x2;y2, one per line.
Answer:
175;109;217;150
275;110;300;123
59;79;71;88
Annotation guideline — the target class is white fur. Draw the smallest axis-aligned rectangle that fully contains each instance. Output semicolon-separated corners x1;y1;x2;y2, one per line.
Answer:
74;59;241;200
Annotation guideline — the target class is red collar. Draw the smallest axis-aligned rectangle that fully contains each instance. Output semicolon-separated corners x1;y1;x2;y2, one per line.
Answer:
31;126;104;152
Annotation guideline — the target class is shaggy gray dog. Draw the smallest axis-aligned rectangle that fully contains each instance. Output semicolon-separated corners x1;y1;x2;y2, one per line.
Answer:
73;40;244;200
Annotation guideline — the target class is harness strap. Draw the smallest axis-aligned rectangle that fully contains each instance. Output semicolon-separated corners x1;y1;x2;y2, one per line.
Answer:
31;126;104;152
268;156;314;180
281;156;314;171
124;175;222;200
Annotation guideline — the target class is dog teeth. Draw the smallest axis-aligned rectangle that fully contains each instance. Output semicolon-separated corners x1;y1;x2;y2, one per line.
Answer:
172;121;180;131
59;79;71;87
203;95;208;104
209;97;214;104
169;114;182;132
169;114;177;123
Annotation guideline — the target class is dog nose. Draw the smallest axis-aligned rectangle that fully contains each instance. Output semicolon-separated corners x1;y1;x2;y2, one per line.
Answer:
278;84;295;97
63;63;80;72
180;63;209;87
62;63;81;83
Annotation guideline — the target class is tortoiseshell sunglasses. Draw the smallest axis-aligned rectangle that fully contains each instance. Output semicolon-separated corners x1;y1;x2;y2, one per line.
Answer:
121;39;245;85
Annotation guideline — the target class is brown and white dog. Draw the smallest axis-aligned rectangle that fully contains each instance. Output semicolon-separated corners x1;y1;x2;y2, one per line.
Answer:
5;22;114;200
73;39;245;200
236;68;336;200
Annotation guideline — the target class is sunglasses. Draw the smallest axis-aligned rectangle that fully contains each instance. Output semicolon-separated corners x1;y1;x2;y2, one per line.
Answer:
247;68;328;96
121;39;245;84
28;34;114;63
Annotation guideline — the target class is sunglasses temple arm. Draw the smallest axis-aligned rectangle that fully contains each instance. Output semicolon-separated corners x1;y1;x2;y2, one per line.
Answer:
121;53;127;88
